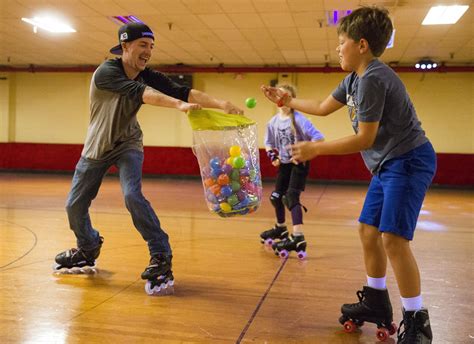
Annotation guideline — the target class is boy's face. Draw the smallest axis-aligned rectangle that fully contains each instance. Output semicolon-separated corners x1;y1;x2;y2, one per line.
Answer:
336;33;361;72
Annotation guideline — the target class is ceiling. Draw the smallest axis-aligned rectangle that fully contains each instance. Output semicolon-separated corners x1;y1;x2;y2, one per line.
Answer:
0;0;472;68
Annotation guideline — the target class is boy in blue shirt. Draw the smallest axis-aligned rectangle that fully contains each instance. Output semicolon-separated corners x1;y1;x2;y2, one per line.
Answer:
261;7;435;344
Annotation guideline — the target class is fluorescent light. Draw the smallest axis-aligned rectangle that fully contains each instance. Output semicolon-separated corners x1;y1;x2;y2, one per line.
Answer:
21;16;76;33
422;5;469;25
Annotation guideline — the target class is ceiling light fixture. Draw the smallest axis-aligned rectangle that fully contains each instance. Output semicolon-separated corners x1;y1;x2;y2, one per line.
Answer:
21;16;76;33
110;15;143;25
415;58;438;70
422;5;469;25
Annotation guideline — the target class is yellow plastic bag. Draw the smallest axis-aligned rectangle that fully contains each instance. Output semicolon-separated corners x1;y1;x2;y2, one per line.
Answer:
189;109;262;217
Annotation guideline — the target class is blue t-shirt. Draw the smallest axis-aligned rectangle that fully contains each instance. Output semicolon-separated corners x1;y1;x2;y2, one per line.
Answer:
264;111;324;164
332;59;429;174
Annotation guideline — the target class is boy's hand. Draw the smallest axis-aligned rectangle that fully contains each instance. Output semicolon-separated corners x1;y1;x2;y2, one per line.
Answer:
267;149;280;167
261;85;292;107
290;141;320;162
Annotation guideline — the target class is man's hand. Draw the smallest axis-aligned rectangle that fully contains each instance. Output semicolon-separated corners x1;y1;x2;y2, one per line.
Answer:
177;101;202;113
222;100;244;115
267;149;280;167
290;141;321;162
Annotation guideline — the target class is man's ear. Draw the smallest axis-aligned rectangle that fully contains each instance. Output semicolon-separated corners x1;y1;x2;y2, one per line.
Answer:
121;42;128;53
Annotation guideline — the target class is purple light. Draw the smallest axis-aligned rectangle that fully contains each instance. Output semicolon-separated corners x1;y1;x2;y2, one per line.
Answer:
333;11;338;24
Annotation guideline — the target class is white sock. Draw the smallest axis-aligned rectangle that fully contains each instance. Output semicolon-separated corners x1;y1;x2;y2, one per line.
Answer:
276;222;286;227
401;295;423;311
367;275;387;290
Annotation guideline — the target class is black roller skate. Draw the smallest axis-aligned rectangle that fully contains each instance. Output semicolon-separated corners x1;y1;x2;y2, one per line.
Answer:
260;224;289;246
339;286;397;341
53;237;104;274
141;253;174;296
397;308;433;344
272;234;307;260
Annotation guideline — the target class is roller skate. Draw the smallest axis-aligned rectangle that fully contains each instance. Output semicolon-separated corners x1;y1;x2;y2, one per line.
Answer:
339;286;397;341
53;236;104;274
260;224;288;246
397;308;433;344
141;253;174;296
272;233;307;259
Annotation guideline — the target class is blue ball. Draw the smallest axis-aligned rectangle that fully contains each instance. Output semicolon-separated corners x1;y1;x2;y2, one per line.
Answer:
210;157;221;170
220;185;232;197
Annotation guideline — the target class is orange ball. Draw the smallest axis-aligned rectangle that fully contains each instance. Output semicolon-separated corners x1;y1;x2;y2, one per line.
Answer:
209;184;221;196
217;174;230;185
204;178;215;188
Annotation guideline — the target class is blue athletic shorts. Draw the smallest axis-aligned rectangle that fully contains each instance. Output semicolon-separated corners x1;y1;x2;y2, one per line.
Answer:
359;142;437;240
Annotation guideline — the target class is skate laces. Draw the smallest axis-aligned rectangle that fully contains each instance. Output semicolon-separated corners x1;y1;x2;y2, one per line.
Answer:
356;289;365;302
397;315;417;342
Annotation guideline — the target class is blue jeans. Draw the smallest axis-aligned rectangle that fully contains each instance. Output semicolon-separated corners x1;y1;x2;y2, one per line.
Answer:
65;149;171;256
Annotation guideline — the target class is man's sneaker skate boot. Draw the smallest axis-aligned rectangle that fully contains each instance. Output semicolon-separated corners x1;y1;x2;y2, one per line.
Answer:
271;233;307;259
339;286;397;341
141;253;174;296
397;308;432;344
53;237;104;274
260;224;288;246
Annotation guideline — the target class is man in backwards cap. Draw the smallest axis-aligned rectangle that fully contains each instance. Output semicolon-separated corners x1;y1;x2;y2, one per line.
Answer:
54;22;243;295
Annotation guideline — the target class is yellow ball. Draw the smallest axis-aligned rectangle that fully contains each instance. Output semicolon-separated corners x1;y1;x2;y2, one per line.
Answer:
226;157;234;165
220;202;232;212
229;145;241;157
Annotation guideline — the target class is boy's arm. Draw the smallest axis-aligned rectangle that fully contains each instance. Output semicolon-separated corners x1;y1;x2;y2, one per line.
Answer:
261;85;344;116
291;121;379;162
188;89;243;114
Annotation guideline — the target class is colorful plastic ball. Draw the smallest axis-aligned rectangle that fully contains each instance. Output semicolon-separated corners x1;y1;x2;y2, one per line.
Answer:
226;157;234;165
220;202;232;212
211;168;222;179
232;156;245;169
240;176;250;185
227;194;239;206
204;178;216;188
245;97;257;108
231;181;241;192
239;167;250;176
249;170;256;180
220;164;232;175
230;169;240;181
236;190;246;201
229;145;241;157
206;191;217;203
209;184;221;196
220;185;232;197
217;174;230;186
210;157;221;170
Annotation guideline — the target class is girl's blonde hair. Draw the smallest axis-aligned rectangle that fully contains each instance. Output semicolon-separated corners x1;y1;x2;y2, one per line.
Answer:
277;84;300;142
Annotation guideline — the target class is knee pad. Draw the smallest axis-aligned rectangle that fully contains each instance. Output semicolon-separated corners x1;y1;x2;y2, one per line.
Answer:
270;191;283;208
285;189;307;213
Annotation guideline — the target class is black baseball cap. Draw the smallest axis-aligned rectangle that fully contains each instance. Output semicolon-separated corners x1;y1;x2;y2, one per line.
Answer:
109;22;155;55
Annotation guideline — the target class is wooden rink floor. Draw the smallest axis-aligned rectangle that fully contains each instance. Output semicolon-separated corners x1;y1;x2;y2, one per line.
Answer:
0;172;472;344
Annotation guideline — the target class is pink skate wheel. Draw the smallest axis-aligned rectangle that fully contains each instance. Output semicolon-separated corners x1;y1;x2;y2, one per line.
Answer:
279;250;289;259
376;328;389;341
296;251;307;260
343;320;356;333
264;238;274;246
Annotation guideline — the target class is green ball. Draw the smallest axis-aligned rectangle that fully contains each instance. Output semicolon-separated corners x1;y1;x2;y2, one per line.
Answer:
231;181;241;192
245;97;257;109
232;156;245;169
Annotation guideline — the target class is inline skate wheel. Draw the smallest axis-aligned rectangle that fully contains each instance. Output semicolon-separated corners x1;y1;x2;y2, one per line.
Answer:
278;250;289;259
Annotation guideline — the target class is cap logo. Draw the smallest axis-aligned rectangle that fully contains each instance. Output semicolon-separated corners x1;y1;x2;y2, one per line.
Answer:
120;32;128;41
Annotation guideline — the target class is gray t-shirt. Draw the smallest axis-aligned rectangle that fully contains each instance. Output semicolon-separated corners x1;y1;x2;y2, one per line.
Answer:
264;111;324;164
82;58;191;160
332;59;428;174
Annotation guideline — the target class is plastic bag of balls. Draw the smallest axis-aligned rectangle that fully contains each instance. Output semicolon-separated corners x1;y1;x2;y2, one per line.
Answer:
188;109;262;217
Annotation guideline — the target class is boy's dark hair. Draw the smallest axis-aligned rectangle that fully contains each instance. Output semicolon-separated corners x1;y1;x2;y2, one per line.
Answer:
337;6;393;57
